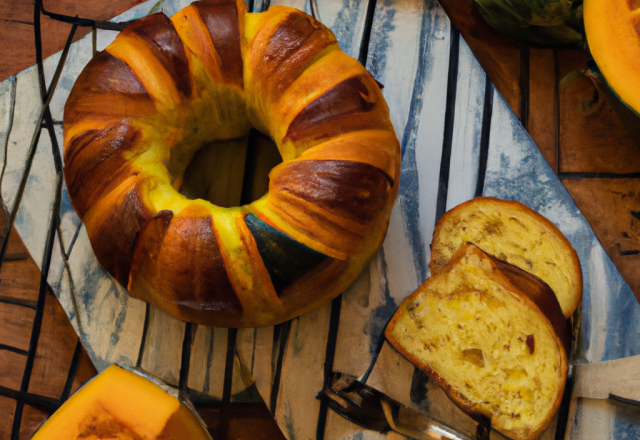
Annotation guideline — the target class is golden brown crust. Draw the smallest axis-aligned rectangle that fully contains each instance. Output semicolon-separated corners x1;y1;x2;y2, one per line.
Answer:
128;210;243;325
64;123;146;218
125;14;193;100
192;0;244;88
63;52;155;128
283;74;391;145
265;160;391;258
247;9;338;104
430;197;583;318
82;176;155;287
63;3;401;327
490;256;571;355
386;244;568;440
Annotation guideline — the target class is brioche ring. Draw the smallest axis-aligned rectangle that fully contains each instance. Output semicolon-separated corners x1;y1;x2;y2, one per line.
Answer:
63;1;401;327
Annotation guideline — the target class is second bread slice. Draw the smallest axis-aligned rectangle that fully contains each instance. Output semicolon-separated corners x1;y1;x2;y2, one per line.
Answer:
429;197;582;318
386;243;569;440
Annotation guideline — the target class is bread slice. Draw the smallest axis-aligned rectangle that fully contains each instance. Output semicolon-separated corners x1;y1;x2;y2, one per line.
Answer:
430;197;582;318
386;244;569;440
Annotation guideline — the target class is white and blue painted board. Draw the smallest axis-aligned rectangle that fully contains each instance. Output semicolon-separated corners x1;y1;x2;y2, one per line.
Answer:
1;0;640;438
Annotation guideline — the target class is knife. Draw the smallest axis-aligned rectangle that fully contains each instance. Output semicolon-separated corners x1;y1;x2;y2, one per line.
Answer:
316;372;490;440
565;306;640;406
572;355;640;405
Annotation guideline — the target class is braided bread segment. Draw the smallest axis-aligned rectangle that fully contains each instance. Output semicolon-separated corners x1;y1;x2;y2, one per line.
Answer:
106;14;192;108
212;212;284;326
129;209;244;326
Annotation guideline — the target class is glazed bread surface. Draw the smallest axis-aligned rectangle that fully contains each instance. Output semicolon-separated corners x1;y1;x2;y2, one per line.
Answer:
387;244;568;440
63;1;401;327
430;197;582;318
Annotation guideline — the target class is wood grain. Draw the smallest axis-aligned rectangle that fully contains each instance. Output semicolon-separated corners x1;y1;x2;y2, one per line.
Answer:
557;50;640;174
562;178;640;297
0;200;283;438
528;48;557;173
0;396;16;440
0;303;34;352
19;405;49;440
0;0;145;82
2;0;640;439
436;0;521;115
27;292;83;399
0;206;99;437
198;403;287;440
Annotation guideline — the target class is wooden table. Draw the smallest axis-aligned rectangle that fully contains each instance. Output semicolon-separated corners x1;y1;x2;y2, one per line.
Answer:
1;0;638;438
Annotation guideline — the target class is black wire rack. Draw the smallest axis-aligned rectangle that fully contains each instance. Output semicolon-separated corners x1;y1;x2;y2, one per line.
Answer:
0;0;581;439
0;1;134;437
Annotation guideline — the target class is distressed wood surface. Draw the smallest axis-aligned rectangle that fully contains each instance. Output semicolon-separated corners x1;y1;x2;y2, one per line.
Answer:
0;0;144;82
562;178;640;298
2;0;640;439
0;206;99;439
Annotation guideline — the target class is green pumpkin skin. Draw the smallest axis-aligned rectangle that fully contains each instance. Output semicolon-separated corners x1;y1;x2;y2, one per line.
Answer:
475;0;584;46
244;213;328;292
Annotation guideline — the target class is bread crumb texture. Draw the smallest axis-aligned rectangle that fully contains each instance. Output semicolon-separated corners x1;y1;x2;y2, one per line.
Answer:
388;248;565;440
431;198;581;317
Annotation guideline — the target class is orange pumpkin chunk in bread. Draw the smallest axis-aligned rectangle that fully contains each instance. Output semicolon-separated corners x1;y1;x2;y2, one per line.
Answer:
386;244;569;440
430;197;582;318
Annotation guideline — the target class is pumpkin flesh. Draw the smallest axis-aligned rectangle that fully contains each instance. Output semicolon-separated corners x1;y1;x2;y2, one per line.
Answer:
584;0;640;114
31;365;211;440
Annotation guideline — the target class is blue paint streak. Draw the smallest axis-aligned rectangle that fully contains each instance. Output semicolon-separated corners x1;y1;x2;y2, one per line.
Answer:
203;327;215;395
108;287;128;349
390;0;447;285
365;0;396;84
331;0;365;58
282;401;297;440
612;402;640;440
60;186;78;220
365;248;396;355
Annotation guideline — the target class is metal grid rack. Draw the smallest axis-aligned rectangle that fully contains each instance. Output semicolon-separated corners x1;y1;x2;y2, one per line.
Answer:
0;1;132;438
0;0;581;439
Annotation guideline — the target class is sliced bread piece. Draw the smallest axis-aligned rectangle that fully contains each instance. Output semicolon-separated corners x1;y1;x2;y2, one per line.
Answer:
430;197;582;318
386;243;569;440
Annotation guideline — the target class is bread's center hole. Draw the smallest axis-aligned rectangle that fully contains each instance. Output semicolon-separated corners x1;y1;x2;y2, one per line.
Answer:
179;130;282;208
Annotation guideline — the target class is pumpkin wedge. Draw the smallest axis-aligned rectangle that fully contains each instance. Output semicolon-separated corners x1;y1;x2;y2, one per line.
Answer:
31;364;211;440
584;0;640;116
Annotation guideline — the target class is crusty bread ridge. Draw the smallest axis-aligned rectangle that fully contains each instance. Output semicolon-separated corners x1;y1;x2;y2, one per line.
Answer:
430;197;582;318
386;244;569;440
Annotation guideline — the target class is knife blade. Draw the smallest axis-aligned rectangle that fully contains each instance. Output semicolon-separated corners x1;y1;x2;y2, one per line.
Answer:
572;355;640;405
316;372;488;440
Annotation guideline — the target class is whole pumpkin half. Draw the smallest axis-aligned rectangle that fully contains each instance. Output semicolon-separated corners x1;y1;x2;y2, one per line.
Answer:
31;365;211;439
584;0;640;116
